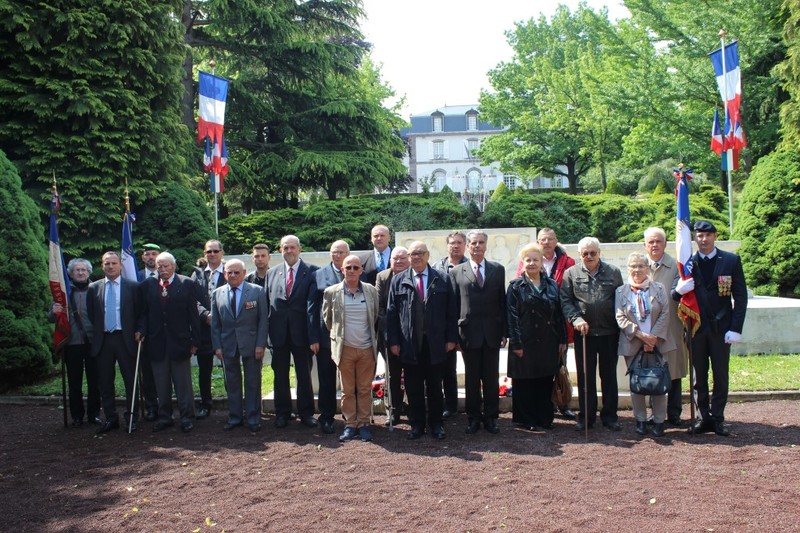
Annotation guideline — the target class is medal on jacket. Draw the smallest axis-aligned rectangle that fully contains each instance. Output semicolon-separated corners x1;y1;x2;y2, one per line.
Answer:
160;280;170;297
718;275;732;296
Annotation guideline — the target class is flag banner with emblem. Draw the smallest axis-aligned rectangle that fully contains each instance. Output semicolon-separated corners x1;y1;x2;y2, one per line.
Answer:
48;186;70;359
674;167;701;335
121;211;137;282
198;71;230;192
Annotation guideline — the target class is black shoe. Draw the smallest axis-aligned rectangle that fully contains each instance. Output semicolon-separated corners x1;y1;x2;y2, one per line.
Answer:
407;425;424;440
223;421;242;431
96;419;119;434
153;420;174;432
320;421;335;434
196;407;210;419
144;410;158;422
181;422;194;433
575;420;594;431
652;423;666;437
465;420;481;434
559;408;576;421
646;416;655;427
539;422;554;430
667;416;682;428
300;416;319;428
713;421;731;437
442;410;454;419
603;421;622;432
430;424;446;439
689;419;714;434
248;424;261;434
274;416;288;429
71;419;84;428
635;421;648;435
88;416;103;426
485;418;500;434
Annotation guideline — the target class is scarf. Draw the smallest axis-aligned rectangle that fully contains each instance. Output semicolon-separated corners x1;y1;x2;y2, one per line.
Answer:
628;277;651;322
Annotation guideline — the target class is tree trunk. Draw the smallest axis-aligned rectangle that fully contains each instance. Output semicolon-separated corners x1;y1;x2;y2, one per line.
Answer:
180;1;196;133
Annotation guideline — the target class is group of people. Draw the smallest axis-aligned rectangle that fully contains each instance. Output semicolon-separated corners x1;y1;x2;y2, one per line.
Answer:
51;220;747;441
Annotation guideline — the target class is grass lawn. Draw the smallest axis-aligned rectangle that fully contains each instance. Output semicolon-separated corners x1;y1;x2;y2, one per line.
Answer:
10;363;293;398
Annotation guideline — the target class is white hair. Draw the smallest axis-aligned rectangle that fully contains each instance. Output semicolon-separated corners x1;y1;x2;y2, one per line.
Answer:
156;251;176;266
577;237;600;251
643;227;666;241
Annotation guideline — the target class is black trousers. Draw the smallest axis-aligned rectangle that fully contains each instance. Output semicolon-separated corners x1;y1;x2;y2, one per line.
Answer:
271;331;315;419
152;356;195;424
196;351;214;409
64;343;100;422
691;328;730;422
381;348;404;415
441;348;459;413
512;375;555;427
403;341;444;428
574;333;619;425
315;336;337;423
96;332;136;422
463;344;500;422
139;346;158;414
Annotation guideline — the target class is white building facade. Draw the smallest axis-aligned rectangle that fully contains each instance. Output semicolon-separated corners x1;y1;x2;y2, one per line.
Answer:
401;105;568;205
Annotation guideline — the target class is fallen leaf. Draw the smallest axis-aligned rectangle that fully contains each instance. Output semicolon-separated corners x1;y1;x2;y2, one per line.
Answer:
649;498;656;505
132;507;138;513
180;462;188;467
126;487;133;491
205;517;216;526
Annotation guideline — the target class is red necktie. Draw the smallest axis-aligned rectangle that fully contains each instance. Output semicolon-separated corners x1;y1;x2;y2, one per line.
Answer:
417;272;425;301
286;267;294;297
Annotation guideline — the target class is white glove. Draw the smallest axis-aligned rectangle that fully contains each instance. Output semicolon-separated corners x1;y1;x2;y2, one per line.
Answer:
675;277;695;295
724;331;742;344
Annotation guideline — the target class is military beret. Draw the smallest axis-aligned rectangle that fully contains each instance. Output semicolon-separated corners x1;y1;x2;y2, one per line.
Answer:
142;243;162;252
693;220;717;233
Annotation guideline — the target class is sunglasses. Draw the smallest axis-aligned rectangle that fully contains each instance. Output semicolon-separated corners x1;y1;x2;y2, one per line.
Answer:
581;250;598;258
344;265;361;271
205;249;221;254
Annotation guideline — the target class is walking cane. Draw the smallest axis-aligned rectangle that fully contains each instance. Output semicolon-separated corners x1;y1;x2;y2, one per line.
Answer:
686;326;696;434
129;339;143;434
384;352;394;432
582;333;589;441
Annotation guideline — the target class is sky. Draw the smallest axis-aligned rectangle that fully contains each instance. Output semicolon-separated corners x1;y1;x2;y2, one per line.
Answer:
360;0;628;118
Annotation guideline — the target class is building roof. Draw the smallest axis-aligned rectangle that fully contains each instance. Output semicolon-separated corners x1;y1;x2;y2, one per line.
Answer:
402;104;504;136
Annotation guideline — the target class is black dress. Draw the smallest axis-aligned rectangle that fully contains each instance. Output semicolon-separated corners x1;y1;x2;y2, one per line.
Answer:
506;275;566;428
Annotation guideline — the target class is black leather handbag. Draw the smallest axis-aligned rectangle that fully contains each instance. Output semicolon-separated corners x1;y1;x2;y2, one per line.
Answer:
627;347;671;396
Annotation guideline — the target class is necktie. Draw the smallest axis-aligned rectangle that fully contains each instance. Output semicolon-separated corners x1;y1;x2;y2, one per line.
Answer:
105;280;117;332
651;262;659;272
378;253;385;272
417;272;425;301
335;269;343;282
231;287;238;318
475;264;484;288
286;266;294;297
149;271;156;278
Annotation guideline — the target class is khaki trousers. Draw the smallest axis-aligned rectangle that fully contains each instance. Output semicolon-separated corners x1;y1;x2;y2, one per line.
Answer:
338;346;375;428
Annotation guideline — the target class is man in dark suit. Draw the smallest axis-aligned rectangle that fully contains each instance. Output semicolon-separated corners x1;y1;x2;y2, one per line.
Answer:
361;224;391;285
673;220;747;436
190;239;227;419
433;230;468;419
308;240;349;434
135;243;161;421
449;230;507;435
375;246;410;425
212;259;268;433
387;241;458;440
267;235;319;428
87;251;140;434
137;243;160;281
136;252;201;433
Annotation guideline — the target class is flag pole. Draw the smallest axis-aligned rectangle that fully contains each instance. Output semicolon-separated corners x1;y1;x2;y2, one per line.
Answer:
52;173;69;429
719;29;735;235
210;58;220;238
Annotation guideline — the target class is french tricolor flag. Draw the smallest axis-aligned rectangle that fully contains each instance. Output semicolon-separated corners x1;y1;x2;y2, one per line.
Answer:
710;109;724;156
709;41;746;161
198;72;230;191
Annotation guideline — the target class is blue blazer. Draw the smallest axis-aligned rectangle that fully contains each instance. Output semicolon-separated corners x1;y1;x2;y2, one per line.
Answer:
688;249;748;335
211;282;268;359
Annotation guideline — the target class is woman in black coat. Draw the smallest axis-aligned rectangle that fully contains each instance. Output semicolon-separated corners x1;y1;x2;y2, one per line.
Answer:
506;243;567;430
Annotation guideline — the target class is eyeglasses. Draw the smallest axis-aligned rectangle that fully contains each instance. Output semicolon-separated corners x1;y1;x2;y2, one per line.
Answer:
581;250;599;258
205;249;221;254
344;265;361;271
628;264;647;269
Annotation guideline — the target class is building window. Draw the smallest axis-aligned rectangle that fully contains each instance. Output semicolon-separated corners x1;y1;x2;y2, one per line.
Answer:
553;177;564;188
432;115;443;132
467;138;479;152
434;170;446;192
433;140;444;160
504;175;516;190
466;112;478;131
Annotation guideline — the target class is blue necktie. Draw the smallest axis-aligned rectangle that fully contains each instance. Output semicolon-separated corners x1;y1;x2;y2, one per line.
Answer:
378;253;385;272
105;280;117;332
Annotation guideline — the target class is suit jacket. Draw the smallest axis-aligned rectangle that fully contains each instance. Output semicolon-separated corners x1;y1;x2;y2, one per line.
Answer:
650;252;687;377
360;247;391;285
136;275;201;362
322;281;379;365
386;266;457;365
687;248;748;335
86;276;139;358
449;260;507;350
307;263;344;346
211;281;268;359
190;266;227;352
267;259;318;348
375;268;396;350
138;268;158;283
615;281;676;357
